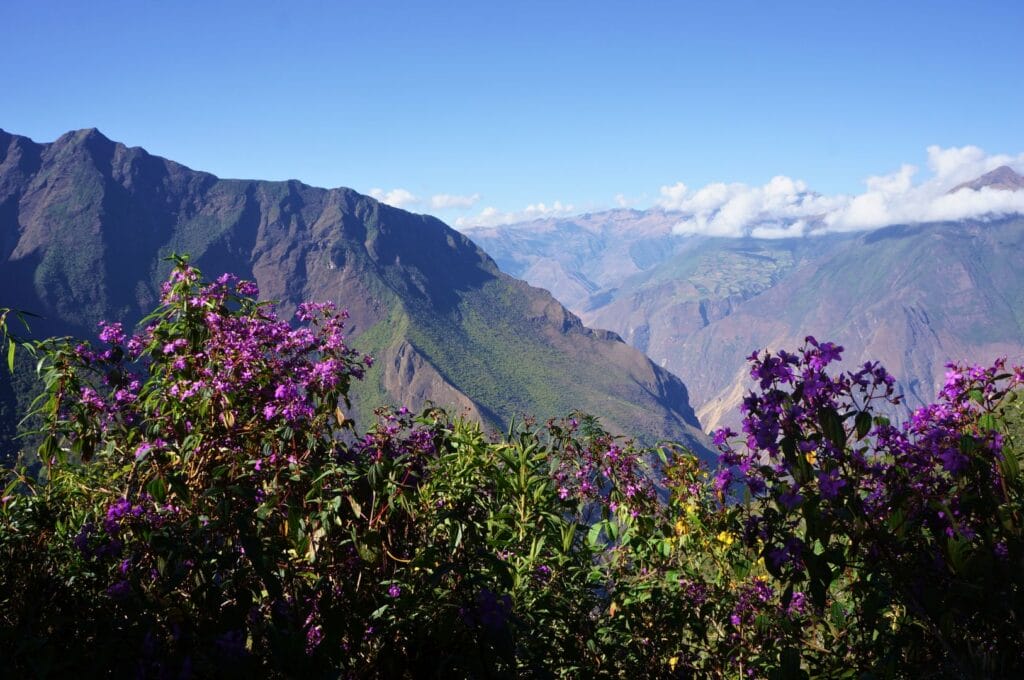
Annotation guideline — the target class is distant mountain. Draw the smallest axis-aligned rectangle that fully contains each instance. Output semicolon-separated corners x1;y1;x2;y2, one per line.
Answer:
465;209;683;312
675;218;1024;429
951;165;1024;192
0;128;711;457
466;183;1024;432
578;235;848;361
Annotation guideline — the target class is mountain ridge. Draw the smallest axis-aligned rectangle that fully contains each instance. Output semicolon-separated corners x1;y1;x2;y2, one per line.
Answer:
0;128;711;457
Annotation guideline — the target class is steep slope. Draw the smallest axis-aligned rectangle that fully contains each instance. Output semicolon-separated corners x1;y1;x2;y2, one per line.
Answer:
676;218;1024;429
0;128;710;456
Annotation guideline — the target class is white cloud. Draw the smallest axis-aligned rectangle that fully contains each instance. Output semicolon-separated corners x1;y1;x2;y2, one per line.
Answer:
430;193;480;210
455;200;577;229
824;149;1024;232
368;187;420;209
661;176;841;237
655;146;1024;238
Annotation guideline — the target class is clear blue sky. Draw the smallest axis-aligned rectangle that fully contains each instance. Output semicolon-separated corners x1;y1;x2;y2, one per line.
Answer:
3;0;1022;226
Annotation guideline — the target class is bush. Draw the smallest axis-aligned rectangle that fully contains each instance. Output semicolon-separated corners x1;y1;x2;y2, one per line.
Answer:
1;260;1022;677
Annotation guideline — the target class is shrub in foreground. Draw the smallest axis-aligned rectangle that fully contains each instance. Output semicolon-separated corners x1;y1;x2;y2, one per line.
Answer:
1;260;1022;678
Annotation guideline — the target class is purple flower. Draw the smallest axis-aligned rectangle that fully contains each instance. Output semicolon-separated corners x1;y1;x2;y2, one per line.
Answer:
778;487;804;510
818;470;847;500
104;498;133;533
787;591;807;616
105;579;132;599
97;321;125;345
939;447;969;475
712;427;736;448
388;584;401;598
236;280;259;297
713;468;733;494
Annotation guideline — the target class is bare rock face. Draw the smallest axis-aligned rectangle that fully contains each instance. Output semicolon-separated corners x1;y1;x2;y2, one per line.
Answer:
0;128;712;457
379;341;482;422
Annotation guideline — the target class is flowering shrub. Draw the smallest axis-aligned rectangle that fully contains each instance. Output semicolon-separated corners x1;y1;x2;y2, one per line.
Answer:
715;339;1024;676
1;261;1022;677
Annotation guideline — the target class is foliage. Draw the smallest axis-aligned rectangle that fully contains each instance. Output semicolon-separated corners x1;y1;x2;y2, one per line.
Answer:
1;260;1023;678
715;339;1024;676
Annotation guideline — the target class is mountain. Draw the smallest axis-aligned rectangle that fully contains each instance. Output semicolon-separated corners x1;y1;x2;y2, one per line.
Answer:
578;235;855;361
465;209;683;312
0;128;711;457
467;213;852;371
466;193;1024;432
675;218;1024;429
951;165;1024;192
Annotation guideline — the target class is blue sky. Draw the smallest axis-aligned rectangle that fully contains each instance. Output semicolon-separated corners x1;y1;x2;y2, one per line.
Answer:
3;0;1023;228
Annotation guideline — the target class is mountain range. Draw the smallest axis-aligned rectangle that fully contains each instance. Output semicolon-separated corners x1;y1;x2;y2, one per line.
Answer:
0;128;711;458
467;167;1024;430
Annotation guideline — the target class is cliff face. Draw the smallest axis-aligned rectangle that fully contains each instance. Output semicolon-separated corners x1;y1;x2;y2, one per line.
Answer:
0;128;711;456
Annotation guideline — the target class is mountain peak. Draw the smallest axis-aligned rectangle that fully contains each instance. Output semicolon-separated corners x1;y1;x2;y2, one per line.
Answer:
52;127;116;149
950;165;1024;193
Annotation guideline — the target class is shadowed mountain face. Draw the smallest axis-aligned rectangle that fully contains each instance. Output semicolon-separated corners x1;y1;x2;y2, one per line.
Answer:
467;180;1024;431
0;128;711;456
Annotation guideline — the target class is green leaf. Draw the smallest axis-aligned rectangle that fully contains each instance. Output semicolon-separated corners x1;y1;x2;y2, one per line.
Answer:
999;448;1020;484
830;601;845;627
946;535;969;574
146;477;168;504
347;495;362;518
855;410;872;440
776;647;806;680
781;582;794;610
818;407;846;449
7;338;15;373
587;521;605;549
356;530;382;563
561;522;577;553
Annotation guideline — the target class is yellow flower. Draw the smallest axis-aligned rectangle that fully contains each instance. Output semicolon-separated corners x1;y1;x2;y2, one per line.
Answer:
674;520;687;535
717;531;735;546
669;656;679;670
609;601;619;617
805;449;817;465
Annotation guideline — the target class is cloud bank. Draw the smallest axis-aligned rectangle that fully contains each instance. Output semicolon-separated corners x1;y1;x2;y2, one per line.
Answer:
369;188;481;212
660;146;1024;238
368;187;420;209
430;193;480;210
454;200;577;229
